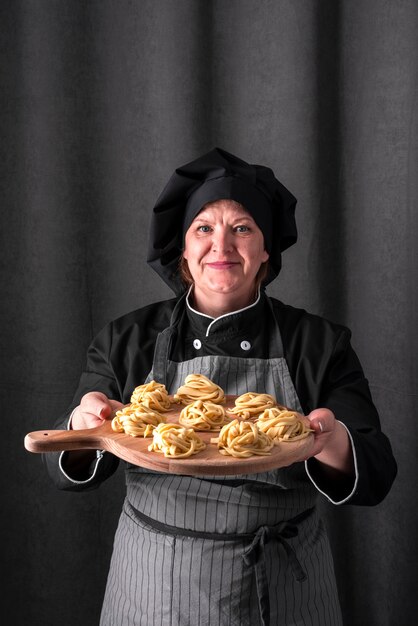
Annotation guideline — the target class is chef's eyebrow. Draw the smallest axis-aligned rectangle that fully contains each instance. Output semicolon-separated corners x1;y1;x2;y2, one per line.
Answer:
192;214;255;223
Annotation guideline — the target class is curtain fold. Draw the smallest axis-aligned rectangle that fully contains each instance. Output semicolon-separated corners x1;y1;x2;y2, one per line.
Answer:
1;1;416;624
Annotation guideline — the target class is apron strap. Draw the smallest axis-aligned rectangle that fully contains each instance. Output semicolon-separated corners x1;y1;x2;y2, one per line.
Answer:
264;292;285;358
151;293;188;383
151;327;174;384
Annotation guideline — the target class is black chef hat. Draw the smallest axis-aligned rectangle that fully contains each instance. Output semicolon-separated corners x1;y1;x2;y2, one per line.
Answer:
147;147;297;295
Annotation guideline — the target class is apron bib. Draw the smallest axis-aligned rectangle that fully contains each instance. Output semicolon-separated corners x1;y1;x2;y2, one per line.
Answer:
100;297;343;626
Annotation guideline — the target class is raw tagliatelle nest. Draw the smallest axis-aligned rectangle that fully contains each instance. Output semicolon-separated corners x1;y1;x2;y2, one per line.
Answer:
173;373;225;405
178;399;230;431
212;419;274;458
256;408;313;444
148;423;206;458
111;403;166;438
227;392;281;420
130;380;172;412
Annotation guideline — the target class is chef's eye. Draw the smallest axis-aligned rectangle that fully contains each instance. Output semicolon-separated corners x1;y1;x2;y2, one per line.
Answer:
235;225;250;233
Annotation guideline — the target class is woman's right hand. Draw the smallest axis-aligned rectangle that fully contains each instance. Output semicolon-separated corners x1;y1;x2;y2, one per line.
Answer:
71;391;124;430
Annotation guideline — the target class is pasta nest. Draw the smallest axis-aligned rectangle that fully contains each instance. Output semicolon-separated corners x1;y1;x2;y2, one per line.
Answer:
173;373;225;405
130;380;171;412
256;408;313;443
111;403;165;438
215;419;274;458
227;392;279;420
148;423;206;458
179;400;229;431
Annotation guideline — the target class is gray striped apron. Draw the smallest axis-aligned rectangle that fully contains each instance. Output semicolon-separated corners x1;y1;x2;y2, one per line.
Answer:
100;298;343;626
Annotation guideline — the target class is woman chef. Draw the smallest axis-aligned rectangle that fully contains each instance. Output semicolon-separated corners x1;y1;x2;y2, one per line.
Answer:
44;148;397;626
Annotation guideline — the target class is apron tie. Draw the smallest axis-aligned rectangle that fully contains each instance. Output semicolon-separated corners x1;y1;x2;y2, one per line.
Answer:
242;520;307;581
242;520;307;626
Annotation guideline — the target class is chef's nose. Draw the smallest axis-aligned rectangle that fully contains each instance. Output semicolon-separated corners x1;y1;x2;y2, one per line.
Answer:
211;228;233;252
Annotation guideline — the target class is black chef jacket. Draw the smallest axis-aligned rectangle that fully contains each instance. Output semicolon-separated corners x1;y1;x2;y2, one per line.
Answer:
43;292;397;506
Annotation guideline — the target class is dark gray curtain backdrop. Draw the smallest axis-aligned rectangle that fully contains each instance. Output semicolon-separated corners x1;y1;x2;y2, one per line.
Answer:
1;1;417;625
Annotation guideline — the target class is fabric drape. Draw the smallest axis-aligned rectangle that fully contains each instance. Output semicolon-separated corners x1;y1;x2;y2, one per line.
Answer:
1;1;417;625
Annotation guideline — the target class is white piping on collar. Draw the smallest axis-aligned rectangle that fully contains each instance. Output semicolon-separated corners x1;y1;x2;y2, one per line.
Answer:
186;285;261;338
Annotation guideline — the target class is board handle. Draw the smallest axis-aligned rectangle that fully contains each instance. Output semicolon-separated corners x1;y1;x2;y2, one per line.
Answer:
24;427;106;453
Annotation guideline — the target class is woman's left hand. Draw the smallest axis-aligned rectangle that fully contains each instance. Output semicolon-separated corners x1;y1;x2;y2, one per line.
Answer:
306;408;354;475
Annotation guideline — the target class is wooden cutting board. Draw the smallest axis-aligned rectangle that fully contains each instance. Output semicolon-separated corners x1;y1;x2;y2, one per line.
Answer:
24;396;315;477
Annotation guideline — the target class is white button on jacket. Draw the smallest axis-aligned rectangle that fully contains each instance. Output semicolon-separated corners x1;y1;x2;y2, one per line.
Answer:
240;340;251;351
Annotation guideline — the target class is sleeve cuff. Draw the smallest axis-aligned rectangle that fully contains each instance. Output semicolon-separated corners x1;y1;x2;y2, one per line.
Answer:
58;407;105;484
58;449;106;484
305;421;359;505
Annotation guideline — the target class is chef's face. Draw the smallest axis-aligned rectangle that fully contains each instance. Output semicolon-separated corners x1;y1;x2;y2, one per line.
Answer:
183;199;269;312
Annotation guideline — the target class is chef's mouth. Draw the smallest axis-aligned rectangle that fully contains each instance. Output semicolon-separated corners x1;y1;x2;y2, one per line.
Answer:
206;262;240;269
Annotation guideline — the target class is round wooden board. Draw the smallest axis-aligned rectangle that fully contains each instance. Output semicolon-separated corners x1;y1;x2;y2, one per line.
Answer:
24;396;315;476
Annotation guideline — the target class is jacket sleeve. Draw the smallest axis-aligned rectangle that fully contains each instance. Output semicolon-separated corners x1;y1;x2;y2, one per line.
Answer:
303;327;397;506
43;323;121;491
